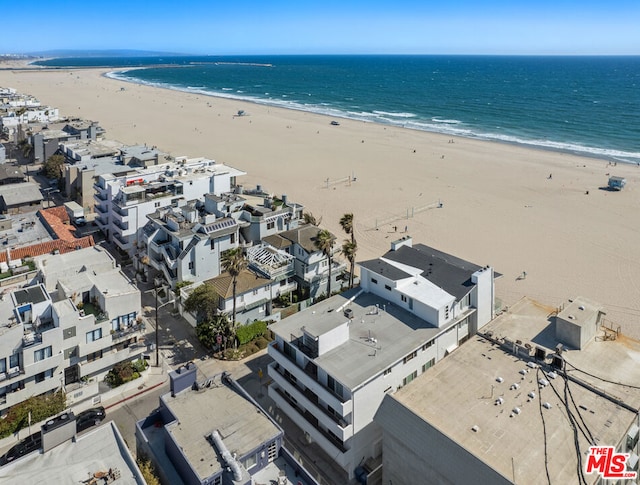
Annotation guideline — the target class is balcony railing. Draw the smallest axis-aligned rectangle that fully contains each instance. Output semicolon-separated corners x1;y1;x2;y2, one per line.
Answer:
270;342;348;404
112;323;145;341
273;363;348;428
272;387;348;453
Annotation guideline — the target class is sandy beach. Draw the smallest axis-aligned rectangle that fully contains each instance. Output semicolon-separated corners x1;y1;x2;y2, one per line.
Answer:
2;63;640;337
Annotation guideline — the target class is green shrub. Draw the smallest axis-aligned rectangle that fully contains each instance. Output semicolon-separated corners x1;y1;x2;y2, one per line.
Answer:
255;337;269;350
236;320;267;345
105;360;146;388
0;391;66;439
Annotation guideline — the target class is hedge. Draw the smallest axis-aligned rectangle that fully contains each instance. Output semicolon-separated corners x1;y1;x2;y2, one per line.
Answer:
0;391;66;439
236;320;268;345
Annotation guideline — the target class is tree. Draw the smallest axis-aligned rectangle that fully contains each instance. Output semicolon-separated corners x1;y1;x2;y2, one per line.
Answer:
221;247;248;342
341;239;358;289
339;213;357;288
196;314;230;350
314;229;336;297
18;139;33;160
43;154;65;180
183;283;219;323
303;211;322;226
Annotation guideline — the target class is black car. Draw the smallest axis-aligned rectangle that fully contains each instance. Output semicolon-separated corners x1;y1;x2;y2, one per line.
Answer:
0;432;42;465
75;406;106;432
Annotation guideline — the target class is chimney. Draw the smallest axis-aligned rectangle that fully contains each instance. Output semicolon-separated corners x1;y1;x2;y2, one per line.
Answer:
390;236;413;251
282;194;288;205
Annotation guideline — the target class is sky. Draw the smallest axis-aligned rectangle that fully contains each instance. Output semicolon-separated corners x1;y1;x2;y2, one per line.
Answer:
3;0;639;55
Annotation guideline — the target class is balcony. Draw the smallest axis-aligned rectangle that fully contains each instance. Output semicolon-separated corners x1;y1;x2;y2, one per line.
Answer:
94;204;108;215
270;386;348;454
113;233;132;251
113;218;128;231
94;190;108;202
270;363;351;440
111;323;145;341
269;342;352;416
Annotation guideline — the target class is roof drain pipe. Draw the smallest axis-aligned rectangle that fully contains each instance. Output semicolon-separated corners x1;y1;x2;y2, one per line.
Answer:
210;430;242;481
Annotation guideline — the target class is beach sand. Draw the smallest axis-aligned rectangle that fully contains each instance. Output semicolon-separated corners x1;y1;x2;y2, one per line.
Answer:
2;63;640;337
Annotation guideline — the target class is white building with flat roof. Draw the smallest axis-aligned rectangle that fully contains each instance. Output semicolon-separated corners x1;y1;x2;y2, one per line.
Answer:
267;237;497;481
94;157;246;254
374;296;640;485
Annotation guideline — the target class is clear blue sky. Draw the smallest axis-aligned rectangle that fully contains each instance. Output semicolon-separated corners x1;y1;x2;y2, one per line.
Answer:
3;0;639;55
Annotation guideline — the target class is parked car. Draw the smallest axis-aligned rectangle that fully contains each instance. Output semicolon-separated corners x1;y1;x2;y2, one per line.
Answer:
75;406;106;432
0;432;42;465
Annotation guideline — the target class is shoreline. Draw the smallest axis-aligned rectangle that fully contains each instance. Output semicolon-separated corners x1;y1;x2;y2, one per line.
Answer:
2;63;640;338
104;65;639;165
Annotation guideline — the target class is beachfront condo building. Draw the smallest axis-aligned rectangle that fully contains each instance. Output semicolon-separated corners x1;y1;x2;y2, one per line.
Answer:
0;246;143;416
93;157;246;255
267;237;497;481
374;296;640;485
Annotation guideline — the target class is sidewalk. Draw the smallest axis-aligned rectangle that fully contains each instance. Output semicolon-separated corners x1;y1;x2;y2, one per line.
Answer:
0;357;170;455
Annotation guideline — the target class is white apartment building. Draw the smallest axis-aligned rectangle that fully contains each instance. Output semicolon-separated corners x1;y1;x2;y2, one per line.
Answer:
0;247;143;415
267;237;497;480
94;157;246;254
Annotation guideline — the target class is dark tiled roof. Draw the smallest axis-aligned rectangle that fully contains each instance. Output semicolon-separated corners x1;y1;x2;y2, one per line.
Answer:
279;224;333;254
263;234;291;250
381;243;486;300
359;259;412;281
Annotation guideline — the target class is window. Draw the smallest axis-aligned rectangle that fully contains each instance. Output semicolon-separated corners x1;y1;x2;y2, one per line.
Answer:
243;453;257;470
34;346;52;362
0;358;5;374
327;375;344;398
403;371;418;386
445;305;450;319
213;476;222;485
87;350;103;362
422;358;436;372
86;328;102;343
403;350;417;364
210;239;215;250
253;289;259;296
385;284;392;291
154;202;160;208
371;277;378;284
422;341;433;351
267;441;277;461
35;369;53;383
401;295;407;303
230;233;236;244
384;367;392;376
9;353;19;369
63;326;76;339
267;221;275;230
188;261;194;270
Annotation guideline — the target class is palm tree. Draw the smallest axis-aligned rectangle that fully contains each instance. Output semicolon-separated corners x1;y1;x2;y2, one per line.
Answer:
341;239;357;289
221;247;248;341
314;229;336;297
303;211;322;226
339;213;357;288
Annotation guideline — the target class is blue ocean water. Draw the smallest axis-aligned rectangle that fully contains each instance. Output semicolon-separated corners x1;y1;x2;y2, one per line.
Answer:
37;55;640;164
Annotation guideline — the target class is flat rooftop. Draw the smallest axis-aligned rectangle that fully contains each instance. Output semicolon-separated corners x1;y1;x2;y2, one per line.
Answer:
161;375;281;482
0;422;145;484
270;289;473;389
388;297;640;483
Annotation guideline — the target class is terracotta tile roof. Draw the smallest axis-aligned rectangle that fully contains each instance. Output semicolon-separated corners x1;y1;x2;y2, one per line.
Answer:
0;206;95;262
0;236;95;262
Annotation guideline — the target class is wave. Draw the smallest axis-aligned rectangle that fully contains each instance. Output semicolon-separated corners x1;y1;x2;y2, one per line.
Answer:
105;70;640;165
372;110;416;118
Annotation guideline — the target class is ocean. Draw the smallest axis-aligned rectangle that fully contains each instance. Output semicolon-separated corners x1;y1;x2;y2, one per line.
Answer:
36;55;640;164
